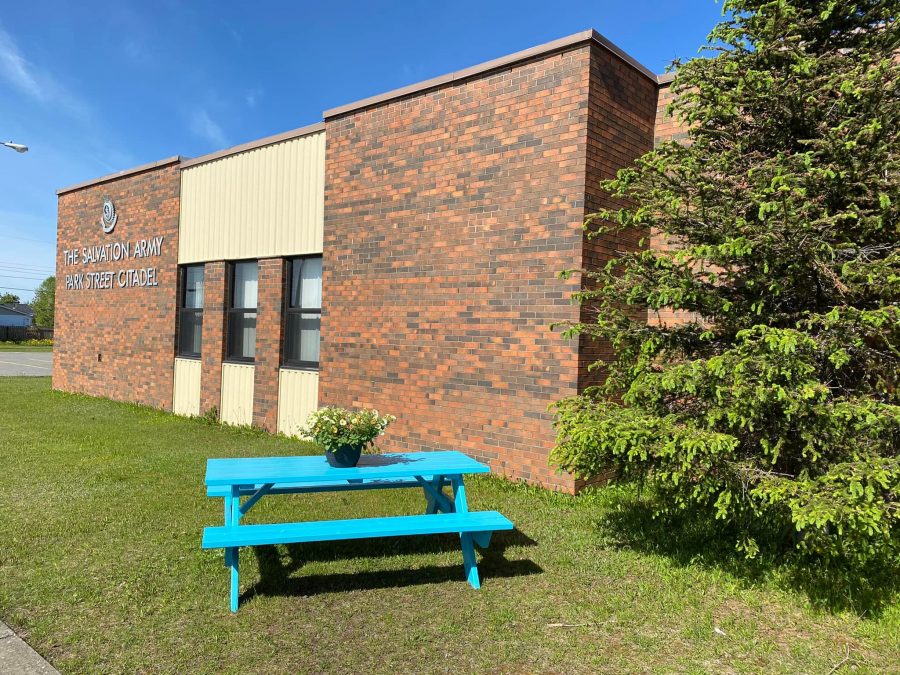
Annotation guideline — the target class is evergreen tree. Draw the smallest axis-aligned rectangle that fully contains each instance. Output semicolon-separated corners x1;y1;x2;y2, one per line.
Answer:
0;293;21;305
552;1;898;566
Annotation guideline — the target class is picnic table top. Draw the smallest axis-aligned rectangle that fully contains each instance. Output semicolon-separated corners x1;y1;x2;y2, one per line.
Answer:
205;450;490;486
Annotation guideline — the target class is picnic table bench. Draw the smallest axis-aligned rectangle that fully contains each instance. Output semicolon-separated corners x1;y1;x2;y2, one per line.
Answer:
202;451;514;611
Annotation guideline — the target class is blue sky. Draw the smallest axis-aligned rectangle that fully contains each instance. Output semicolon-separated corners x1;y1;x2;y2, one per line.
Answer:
0;0;722;301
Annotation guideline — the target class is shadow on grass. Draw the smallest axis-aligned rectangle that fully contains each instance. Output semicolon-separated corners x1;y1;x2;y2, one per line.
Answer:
242;529;541;603
596;495;898;618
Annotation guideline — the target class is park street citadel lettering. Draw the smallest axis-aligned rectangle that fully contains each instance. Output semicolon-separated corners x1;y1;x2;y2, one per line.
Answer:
62;235;165;290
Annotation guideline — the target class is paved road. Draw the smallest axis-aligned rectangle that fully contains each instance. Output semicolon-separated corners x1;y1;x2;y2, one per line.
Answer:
0;352;52;376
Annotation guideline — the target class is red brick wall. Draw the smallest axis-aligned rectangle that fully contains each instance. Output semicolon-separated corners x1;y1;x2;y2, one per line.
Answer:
253;257;286;431
654;80;687;146
579;44;658;391
649;80;697;328
321;46;597;491
54;162;180;409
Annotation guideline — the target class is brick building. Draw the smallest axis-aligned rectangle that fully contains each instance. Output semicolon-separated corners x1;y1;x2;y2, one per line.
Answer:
54;29;685;492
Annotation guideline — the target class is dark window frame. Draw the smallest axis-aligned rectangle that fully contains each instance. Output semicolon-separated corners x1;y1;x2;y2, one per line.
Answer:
177;264;204;359
283;255;322;370
225;260;258;364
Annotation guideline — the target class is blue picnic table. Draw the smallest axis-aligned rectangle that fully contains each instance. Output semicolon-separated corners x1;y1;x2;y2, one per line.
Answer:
202;451;514;611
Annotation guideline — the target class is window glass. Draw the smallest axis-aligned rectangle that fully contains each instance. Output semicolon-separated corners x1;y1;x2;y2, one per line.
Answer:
227;310;256;360
178;311;203;356
284;256;322;368
184;266;204;309
178;265;204;357
298;313;321;363
291;257;322;309
233;262;258;309
284;312;320;364
227;261;257;361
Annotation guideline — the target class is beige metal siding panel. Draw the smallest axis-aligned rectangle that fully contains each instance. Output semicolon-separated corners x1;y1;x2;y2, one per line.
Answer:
172;358;201;416
277;369;319;438
220;363;255;426
179;131;325;263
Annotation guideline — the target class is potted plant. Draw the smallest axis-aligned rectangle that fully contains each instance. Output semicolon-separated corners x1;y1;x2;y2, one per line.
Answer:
303;407;396;468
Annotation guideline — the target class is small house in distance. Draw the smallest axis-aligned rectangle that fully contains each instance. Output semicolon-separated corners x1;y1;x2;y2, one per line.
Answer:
0;303;34;327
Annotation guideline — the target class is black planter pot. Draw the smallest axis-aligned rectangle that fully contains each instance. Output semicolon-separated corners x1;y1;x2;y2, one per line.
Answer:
324;444;363;468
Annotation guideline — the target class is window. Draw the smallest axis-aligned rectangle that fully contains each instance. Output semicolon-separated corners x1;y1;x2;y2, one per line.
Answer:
227;261;258;362
284;256;322;368
178;265;204;357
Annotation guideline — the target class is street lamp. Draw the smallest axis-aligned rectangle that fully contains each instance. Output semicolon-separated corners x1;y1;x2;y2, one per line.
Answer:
2;141;28;153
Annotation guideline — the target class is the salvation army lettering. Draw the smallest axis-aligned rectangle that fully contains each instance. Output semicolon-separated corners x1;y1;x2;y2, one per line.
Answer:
62;236;165;291
61;198;167;291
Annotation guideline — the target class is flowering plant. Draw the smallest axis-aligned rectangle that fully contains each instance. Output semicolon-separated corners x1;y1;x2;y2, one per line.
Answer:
303;407;395;452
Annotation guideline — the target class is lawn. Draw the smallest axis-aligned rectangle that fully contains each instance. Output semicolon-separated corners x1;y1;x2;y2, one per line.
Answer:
0;378;897;673
0;343;52;352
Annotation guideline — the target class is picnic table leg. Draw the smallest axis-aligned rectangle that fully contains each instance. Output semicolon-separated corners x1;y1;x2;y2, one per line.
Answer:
223;499;229;566
228;485;241;612
472;531;492;549
451;476;481;589
424;476;437;514
421;475;451;514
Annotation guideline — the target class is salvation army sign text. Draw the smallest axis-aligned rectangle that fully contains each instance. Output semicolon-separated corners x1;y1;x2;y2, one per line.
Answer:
62;235;165;290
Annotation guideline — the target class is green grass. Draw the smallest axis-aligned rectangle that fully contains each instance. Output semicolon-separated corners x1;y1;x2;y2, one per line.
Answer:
0;343;52;351
0;378;897;674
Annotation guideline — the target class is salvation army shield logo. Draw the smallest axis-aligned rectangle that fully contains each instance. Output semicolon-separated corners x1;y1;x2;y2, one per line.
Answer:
101;198;118;234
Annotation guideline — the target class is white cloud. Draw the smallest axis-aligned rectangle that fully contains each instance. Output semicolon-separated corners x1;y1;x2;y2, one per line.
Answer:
0;24;92;122
189;109;229;149
0;26;42;99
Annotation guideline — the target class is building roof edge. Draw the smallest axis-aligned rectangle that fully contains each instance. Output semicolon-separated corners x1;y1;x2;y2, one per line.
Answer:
57;156;184;196
179;122;325;170
57;33;675;196
657;71;677;84
0;303;33;316
323;28;659;119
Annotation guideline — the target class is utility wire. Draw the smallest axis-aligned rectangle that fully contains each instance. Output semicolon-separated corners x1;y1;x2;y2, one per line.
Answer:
0;285;38;293
0;260;55;271
0;272;51;280
0;266;55;274
0;266;52;273
0;269;51;276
